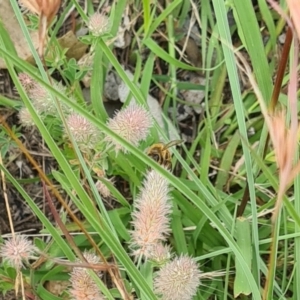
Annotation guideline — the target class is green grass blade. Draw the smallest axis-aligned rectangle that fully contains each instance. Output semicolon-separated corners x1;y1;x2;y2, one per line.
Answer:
212;0;261;288
145;0;182;38
143;37;201;71
231;0;273;101
215;131;240;190
90;41;108;120
234;217;252;297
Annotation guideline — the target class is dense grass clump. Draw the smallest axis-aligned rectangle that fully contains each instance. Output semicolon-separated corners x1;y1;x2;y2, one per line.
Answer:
0;0;300;299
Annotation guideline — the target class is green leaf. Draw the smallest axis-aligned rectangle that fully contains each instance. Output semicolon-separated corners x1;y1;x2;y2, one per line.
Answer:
143;38;202;71
234;217;252;297
215;131;240;190
212;0;261;293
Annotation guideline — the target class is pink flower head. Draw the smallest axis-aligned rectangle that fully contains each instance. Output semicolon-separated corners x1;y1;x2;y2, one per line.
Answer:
95;178;113;198
130;169;171;259
66;113;100;148
88;12;110;37
0;235;38;270
18;107;35;127
18;72;69;115
30;82;69;115
147;243;172;266
154;255;201;300
18;72;36;92
107;103;153;153
69;251;104;300
29;83;53;114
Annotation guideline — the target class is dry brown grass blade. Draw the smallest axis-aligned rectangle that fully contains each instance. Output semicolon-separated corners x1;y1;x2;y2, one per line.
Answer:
270;114;296;221
237;2;299;297
269;27;293;113
38;14;48;57
257;2;300;298
235;48;299;224
268;111;289;172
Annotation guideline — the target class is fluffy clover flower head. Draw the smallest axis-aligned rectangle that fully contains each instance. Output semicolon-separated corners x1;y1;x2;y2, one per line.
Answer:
130;169;171;259
18;72;36;92
0;235;38;270
95;178;113;198
69;251;104;300
154;255;201;300
88;12;111;36
106;103;152;153
28;83;57;114
66;113;100;148
18;107;35;127
147;243;172;266
18;72;71;115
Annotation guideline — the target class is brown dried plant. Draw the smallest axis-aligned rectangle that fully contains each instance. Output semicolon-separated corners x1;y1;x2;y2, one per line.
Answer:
233;3;300;298
267;109;299;221
19;0;61;56
266;0;300;221
227;0;300;226
236;33;300;223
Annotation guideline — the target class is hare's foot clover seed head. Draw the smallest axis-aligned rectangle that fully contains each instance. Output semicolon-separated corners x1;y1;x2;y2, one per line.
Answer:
18;72;36;92
95;178;113;198
66;113;100;149
69;251;104;300
18;107;35;128
30;82;69;115
88;12;111;37
147;243;172;266
130;170;171;259
154;255;201;300
0;235;38;270
19;72;70;116
106;103;153;153
28;83;47;100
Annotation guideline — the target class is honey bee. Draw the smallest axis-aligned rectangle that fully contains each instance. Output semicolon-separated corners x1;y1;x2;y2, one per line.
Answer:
147;140;183;169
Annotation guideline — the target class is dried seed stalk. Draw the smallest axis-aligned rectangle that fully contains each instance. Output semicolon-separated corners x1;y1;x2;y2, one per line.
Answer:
20;0;61;56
